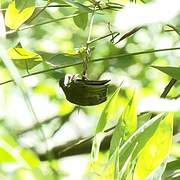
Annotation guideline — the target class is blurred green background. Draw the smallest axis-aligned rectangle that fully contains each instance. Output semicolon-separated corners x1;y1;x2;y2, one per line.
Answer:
0;0;179;179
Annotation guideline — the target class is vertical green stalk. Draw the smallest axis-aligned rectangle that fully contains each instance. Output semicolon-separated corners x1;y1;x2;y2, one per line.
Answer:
0;43;50;161
82;6;96;79
87;7;96;43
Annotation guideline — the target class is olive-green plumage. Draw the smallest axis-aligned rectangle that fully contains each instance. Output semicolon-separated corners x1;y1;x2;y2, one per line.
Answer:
59;78;110;106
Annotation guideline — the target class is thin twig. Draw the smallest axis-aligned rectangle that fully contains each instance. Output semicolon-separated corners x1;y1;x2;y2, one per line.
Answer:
18;115;61;135
166;24;180;36
6;14;79;35
114;27;141;44
82;5;96;78
87;7;96;43
171;93;180;99
87;32;117;45
0;47;180;86
0;4;71;11
160;78;177;98
159;24;179;98
27;1;51;23
53;124;115;157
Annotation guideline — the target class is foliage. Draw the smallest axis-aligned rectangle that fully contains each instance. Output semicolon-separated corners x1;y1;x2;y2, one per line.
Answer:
0;0;179;179
152;66;180;81
5;1;35;29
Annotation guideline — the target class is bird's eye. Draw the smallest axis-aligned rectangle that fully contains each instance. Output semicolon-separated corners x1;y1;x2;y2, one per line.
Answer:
64;74;73;86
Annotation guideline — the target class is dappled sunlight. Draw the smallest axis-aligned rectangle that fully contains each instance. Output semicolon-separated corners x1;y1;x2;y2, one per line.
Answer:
138;97;180;113
115;0;180;32
0;0;179;179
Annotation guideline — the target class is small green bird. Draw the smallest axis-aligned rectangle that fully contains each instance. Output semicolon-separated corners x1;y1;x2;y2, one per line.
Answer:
59;74;110;106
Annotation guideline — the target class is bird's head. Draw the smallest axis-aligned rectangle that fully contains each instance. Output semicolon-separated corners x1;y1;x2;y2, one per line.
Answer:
59;74;79;88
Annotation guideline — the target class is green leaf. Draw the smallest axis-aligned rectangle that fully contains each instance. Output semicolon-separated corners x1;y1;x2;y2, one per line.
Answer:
109;92;137;158
152;66;180;80
120;92;137;139
73;11;88;30
91;88;121;162
5;1;35;29
0;127;40;166
133;113;173;179
165;159;180;175
91;132;105;163
44;53;81;67
114;148;120;180
7;44;43;69
0;138;19;163
118;143;137;180
0;128;17;163
0;147;17;163
118;113;165;173
96;88;120;133
15;0;35;11
62;0;91;12
147;159;168;180
20;149;40;168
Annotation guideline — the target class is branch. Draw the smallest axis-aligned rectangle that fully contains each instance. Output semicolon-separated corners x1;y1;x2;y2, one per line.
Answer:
39;135;112;161
0;4;71;11
160;78;177;98
166;24;180;36
1;47;179;86
6;14;79;35
17;115;61;135
27;1;51;23
17;107;76;135
87;32;117;45
38;127;114;161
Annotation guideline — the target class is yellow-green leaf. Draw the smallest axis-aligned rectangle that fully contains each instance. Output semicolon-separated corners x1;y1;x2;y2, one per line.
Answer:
0;147;16;163
8;46;43;69
96;88;120;133
5;1;35;29
20;149;40;168
109;92;137;158
152;66;180;80
133;113;173;180
91;132;105;162
121;92;137;139
91;87;121;162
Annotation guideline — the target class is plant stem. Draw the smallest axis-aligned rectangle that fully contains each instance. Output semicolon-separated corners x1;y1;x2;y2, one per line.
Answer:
0;44;51;161
166;24;180;36
57;123;115;157
87;7;96;43
87;32;117;45
0;47;180;86
159;25;179;98
27;1;51;23
160;78;177;98
0;4;70;11
6;14;79;35
81;5;96;78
